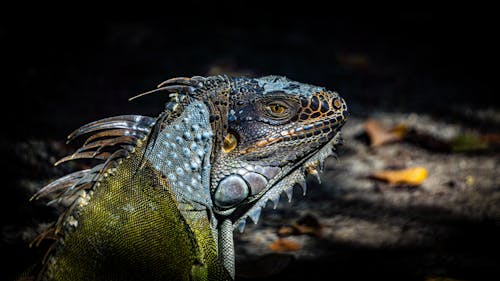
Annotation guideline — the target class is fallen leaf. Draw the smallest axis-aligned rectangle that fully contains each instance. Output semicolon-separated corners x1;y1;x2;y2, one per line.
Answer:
364;119;406;147
371;166;428;185
277;226;296;237
390;123;408;138
269;239;302;252
465;175;474;187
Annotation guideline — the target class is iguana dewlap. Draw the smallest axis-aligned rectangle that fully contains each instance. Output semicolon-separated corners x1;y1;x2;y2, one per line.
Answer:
30;75;348;280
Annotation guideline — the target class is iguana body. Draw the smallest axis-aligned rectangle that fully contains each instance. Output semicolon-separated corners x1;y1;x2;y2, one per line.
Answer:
30;75;348;280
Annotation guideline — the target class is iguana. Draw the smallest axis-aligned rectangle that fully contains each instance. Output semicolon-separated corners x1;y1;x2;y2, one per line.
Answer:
28;75;348;280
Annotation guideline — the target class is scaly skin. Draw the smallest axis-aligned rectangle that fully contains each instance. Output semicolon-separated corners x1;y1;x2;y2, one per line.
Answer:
30;75;348;280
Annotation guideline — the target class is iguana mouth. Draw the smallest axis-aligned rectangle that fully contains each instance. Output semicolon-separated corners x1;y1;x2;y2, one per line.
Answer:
231;130;343;232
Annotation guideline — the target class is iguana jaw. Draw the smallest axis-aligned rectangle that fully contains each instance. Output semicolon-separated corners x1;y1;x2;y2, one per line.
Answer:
229;131;342;232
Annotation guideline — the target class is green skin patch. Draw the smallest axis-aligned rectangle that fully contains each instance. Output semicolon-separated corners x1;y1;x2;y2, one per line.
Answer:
45;147;230;281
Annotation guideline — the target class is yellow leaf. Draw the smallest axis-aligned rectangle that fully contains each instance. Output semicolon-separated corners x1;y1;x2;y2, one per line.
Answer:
465;175;474;187
371;167;428;185
390;123;408;138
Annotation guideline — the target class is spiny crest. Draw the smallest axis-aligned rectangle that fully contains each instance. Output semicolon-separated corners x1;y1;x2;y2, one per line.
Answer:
32;114;155;240
31;75;229;243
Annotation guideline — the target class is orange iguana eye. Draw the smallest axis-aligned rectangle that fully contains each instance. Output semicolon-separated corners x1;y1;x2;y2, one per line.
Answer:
268;103;286;114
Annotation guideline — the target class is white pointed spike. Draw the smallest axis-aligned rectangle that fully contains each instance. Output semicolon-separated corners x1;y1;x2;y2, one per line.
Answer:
297;179;307;196
284;187;293;203
271;195;280;209
248;207;261;224
319;159;325;173
315;173;322;184
237;219;246;233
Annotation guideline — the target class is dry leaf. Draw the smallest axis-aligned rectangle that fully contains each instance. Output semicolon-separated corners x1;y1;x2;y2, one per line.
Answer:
371;166;428;185
465;175;474;187
269;239;302;252
364;119;406;147
390;123;408;138
277;226;296;237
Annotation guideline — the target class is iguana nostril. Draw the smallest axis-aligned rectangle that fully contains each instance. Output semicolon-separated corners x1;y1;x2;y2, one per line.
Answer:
214;175;249;208
333;98;341;109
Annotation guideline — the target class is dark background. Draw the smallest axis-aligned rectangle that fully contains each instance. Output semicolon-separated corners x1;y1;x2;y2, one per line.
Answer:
2;11;499;280
2;12;497;140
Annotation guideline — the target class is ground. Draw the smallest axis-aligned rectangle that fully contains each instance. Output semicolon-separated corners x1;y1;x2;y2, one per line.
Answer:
235;114;500;281
2;15;499;280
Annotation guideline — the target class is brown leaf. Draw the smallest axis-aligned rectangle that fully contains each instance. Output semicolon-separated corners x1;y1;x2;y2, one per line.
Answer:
390;123;408;138
277;226;297;237
269;239;302;252
371;166;428;185
364;119;406;147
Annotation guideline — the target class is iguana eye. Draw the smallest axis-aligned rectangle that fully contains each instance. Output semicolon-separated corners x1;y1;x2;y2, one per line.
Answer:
268;103;286;114
257;97;300;123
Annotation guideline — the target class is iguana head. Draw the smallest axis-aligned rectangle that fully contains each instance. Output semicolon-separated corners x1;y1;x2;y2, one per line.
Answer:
209;76;347;230
156;76;348;228
146;75;347;231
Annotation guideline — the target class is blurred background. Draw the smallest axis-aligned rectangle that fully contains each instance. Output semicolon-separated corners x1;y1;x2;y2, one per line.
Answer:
2;11;499;280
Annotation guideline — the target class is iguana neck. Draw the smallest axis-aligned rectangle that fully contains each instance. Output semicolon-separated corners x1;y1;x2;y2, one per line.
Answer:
144;100;235;277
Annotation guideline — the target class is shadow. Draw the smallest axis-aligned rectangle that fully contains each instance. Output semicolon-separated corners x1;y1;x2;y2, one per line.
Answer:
237;191;500;281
